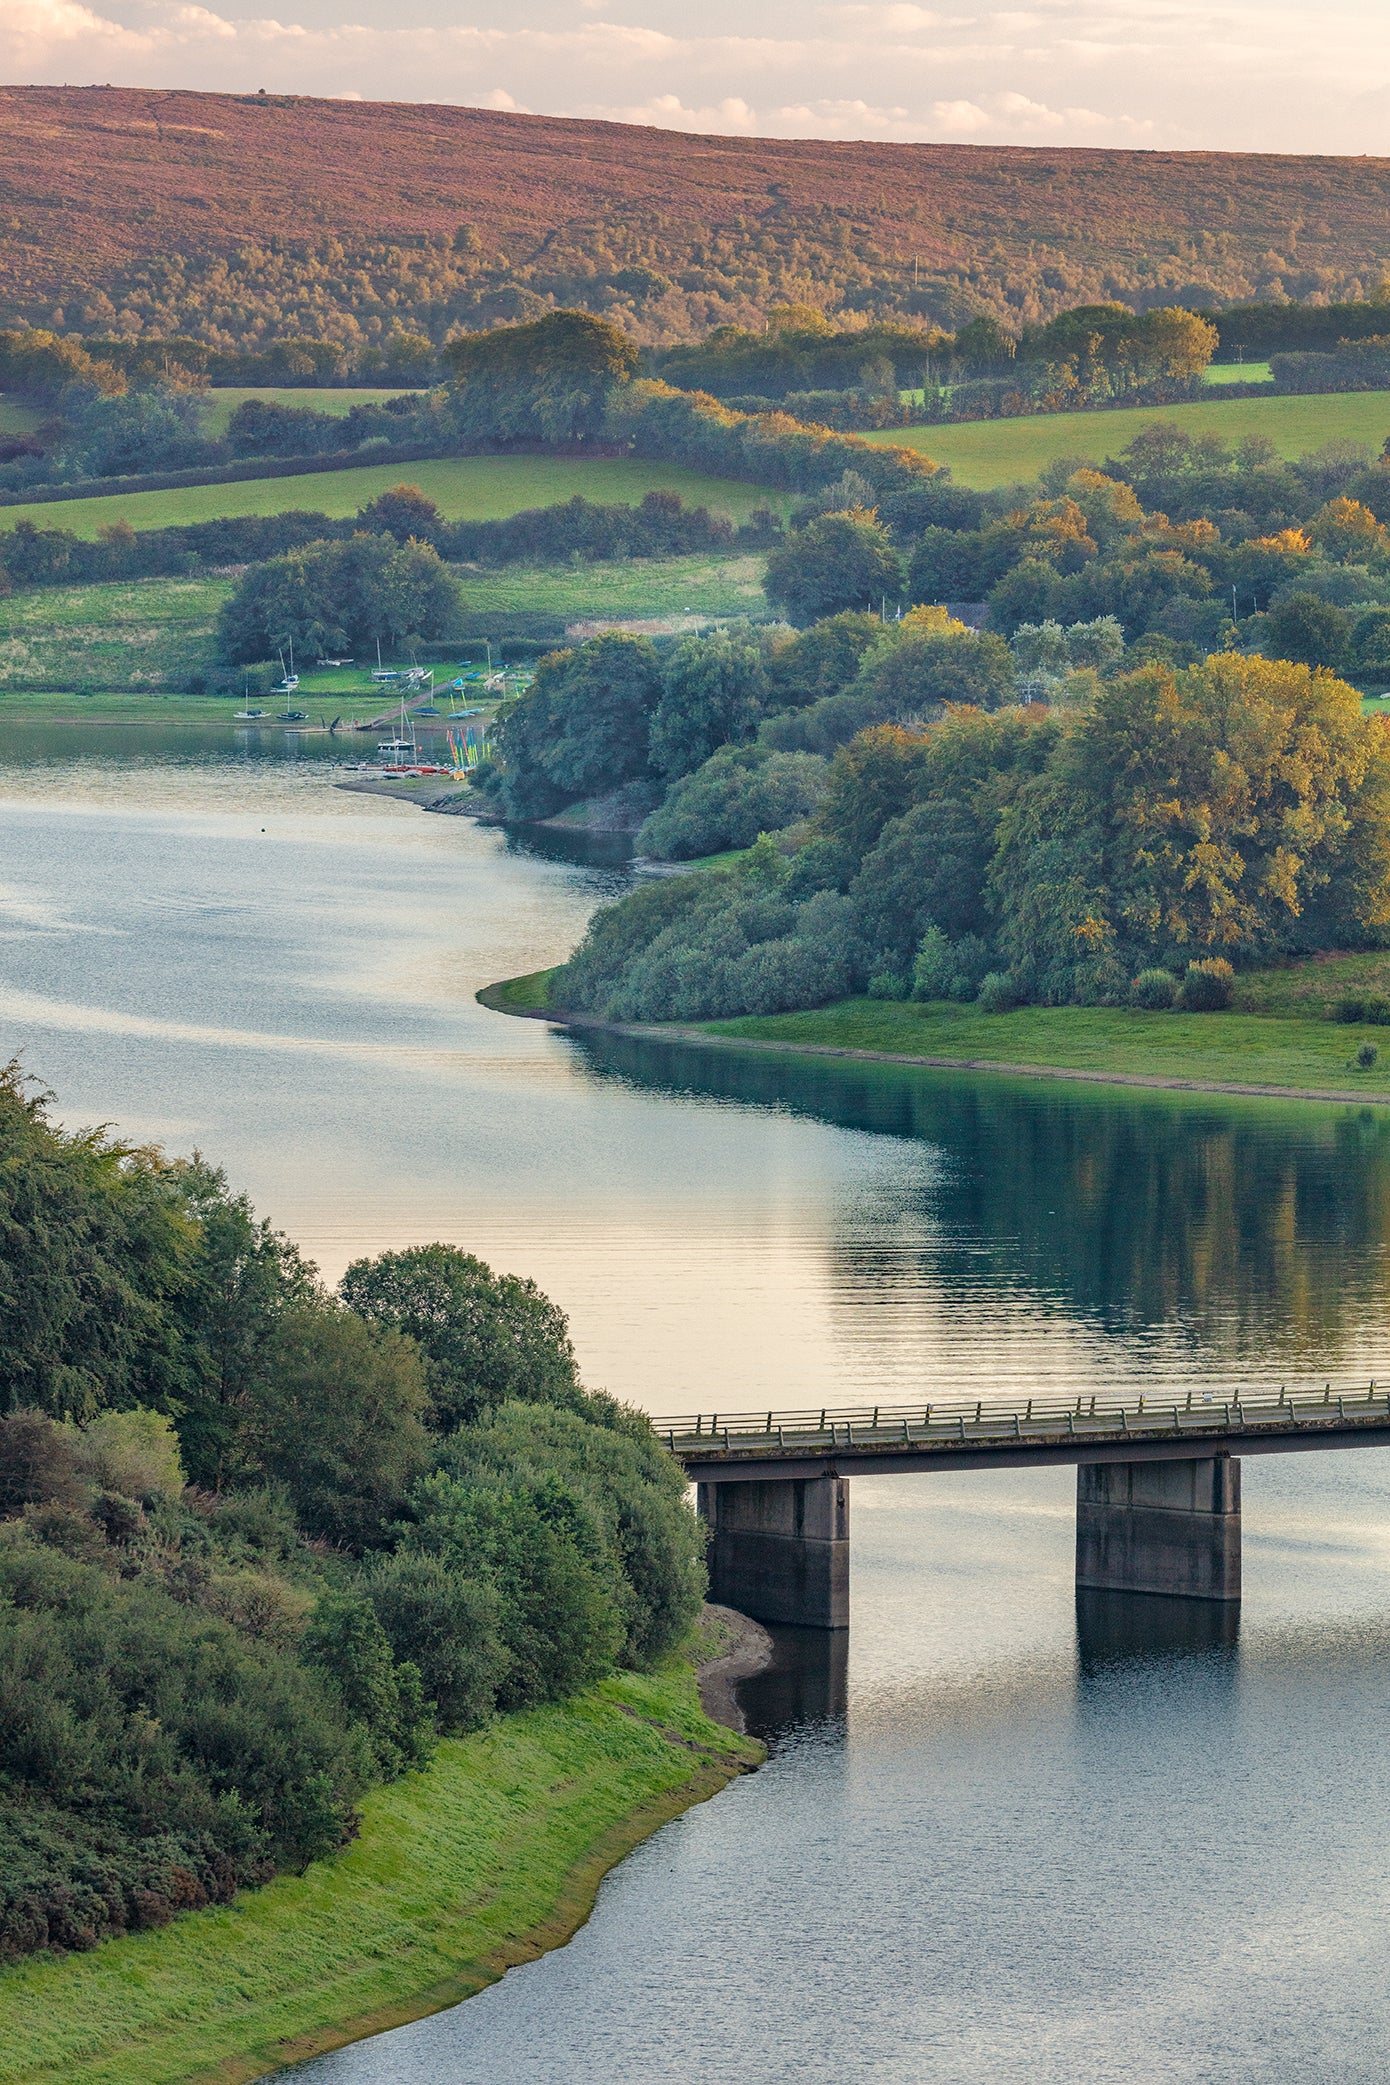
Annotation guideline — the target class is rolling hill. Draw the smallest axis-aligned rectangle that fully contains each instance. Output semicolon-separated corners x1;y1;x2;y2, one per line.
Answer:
3;86;1390;347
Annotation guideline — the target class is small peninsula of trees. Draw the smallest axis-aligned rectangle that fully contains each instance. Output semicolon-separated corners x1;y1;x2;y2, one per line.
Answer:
544;650;1390;1021
0;1068;703;1964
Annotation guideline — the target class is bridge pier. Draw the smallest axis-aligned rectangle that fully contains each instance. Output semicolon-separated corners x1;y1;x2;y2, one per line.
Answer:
1076;1455;1241;1601
697;1473;849;1628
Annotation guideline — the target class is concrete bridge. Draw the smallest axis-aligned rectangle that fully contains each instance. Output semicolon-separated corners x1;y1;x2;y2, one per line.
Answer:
665;1381;1390;1627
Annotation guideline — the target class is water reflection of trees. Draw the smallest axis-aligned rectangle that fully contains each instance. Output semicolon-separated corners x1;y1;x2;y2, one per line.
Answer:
573;1033;1390;1366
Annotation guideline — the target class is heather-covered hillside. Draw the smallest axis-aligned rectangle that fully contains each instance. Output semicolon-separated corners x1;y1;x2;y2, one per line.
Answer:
3;86;1390;349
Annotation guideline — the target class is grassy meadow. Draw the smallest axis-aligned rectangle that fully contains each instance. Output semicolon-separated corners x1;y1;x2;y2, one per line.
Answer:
876;389;1390;486
0;550;767;706
0;1662;757;2085
0;576;231;692
0;397;43;437
0;455;784;541
702;996;1390;1096
1203;362;1273;385
200;386;421;435
453;551;766;627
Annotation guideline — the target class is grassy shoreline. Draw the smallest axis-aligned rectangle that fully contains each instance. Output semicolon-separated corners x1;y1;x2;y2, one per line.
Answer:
480;965;1390;1104
0;1661;759;2085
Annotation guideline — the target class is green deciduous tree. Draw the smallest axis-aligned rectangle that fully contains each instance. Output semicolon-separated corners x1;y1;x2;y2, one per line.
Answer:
649;633;768;779
489;633;662;818
338;1243;584;1430
217;534;460;664
445;310;639;444
365;1550;504;1733
636;744;828;860
1264;590;1352;670
0;1066;198;1423
301;1590;433;1776
844;606;1016;717
763;510;905;624
764;611;883;710
992;652;1390;998
354;483;448;545
239;1303;430;1549
403;1472;622;1709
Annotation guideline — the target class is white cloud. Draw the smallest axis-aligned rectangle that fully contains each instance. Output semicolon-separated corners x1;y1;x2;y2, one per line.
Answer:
169;6;238;39
829;4;946;29
3;0;134;50
931;96;990;129
615;93;761;131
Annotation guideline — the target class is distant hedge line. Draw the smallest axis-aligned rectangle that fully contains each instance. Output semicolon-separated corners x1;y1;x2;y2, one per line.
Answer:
0;440;455;510
0;488;752;593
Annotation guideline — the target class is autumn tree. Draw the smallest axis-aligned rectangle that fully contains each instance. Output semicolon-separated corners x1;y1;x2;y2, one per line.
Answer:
992;653;1390;999
444;309;639;444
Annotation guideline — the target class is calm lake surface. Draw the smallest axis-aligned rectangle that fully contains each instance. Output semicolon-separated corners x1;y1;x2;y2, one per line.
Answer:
6;724;1390;2083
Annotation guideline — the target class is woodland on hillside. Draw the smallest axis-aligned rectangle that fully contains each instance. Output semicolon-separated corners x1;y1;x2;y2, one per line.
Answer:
4;88;1390;351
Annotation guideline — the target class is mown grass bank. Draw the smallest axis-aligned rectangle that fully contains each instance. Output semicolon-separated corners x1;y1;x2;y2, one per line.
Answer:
450;551;767;627
704;998;1390;1098
874;389;1390;487
480;959;1390;1102
0;1663;758;2085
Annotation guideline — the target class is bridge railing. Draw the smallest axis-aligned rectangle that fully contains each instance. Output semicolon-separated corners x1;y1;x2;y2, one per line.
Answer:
661;1380;1388;1458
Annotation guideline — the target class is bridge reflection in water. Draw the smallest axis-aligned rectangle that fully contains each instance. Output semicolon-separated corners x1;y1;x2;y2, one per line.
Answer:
737;1595;1238;1749
672;1380;1390;1626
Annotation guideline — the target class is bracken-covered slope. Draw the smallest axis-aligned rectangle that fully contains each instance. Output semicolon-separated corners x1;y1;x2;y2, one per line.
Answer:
4;85;1390;345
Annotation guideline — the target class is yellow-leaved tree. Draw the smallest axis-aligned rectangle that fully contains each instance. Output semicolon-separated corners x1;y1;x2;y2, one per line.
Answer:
992;653;1390;1001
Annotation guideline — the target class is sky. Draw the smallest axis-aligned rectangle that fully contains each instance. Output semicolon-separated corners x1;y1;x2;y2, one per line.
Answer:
4;0;1390;154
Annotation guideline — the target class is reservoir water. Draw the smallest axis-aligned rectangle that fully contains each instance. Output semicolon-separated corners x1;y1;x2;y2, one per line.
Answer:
7;726;1390;2082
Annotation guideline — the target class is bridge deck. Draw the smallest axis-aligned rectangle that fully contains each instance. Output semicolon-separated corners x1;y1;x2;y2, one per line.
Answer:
669;1380;1390;1480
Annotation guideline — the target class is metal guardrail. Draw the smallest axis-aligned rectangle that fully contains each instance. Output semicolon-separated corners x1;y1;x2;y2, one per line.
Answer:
663;1381;1389;1460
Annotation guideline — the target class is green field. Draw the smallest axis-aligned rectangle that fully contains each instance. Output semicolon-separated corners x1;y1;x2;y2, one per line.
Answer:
0;396;43;437
872;390;1390;486
0;455;783;541
0;550;766;704
1204;362;1273;385
201;387;422;436
0;576;231;692
454;551;766;626
0;1658;757;2085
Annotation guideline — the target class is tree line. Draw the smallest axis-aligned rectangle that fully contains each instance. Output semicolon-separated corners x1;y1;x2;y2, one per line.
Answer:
0;485;746;604
0;312;942;502
0;1067;703;1962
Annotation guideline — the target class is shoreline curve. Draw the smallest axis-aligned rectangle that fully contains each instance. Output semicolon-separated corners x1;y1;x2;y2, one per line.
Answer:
477;986;1390;1109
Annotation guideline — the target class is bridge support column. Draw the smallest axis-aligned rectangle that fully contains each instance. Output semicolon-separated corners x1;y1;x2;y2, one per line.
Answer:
697;1474;849;1628
1076;1455;1240;1601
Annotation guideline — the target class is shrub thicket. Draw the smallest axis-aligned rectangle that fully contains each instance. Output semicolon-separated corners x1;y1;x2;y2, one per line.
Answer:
0;1072;705;1965
637;745;828;860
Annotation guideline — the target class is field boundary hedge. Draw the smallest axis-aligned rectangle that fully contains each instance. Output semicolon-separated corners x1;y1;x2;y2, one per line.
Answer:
0;440;462;510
